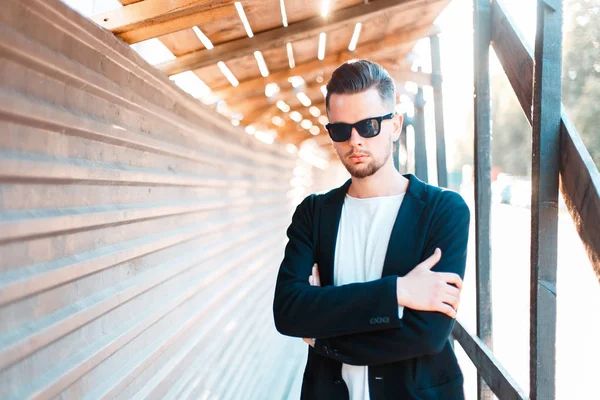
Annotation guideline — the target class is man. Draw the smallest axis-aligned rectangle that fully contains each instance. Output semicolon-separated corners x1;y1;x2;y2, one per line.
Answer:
273;60;470;399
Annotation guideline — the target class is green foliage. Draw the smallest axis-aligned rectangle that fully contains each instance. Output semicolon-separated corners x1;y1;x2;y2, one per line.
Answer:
562;0;600;167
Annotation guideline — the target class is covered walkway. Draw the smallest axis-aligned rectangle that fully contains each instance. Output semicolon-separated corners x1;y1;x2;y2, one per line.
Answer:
0;0;598;399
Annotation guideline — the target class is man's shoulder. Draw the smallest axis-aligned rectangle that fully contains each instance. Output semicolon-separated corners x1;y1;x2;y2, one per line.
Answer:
420;183;470;221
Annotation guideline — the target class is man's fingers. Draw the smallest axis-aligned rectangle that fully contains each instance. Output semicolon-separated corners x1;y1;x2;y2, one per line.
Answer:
439;303;457;318
439;272;463;290
444;284;461;298
441;293;459;310
418;248;442;270
309;275;314;285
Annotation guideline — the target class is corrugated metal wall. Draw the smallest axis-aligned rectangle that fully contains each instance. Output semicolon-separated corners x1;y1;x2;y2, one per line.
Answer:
0;0;318;398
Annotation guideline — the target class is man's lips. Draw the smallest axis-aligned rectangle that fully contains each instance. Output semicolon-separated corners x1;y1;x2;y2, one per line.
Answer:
349;154;369;161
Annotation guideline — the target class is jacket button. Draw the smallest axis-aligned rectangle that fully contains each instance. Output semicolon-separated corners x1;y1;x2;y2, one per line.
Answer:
376;317;383;323
383;316;389;323
370;317;377;324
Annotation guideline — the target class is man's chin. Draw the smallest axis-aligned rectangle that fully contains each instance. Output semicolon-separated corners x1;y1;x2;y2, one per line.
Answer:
345;165;375;179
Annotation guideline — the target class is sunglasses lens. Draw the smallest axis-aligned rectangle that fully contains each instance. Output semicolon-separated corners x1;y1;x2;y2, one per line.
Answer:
357;118;380;138
328;125;351;142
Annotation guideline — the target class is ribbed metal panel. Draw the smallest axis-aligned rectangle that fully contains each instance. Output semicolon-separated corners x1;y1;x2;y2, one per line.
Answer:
0;0;311;398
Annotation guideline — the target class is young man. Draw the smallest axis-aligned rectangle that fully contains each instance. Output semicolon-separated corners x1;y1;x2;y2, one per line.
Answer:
273;60;470;399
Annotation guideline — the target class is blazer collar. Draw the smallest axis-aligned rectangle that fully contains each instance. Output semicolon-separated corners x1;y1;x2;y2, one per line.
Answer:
318;174;428;286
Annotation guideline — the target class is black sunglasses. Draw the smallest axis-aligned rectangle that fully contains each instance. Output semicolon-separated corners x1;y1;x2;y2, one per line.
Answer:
325;113;395;142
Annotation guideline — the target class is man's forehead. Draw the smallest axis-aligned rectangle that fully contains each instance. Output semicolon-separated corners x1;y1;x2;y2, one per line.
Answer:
327;89;391;122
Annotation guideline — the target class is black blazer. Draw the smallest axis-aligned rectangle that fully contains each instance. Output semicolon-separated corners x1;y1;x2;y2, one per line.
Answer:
273;174;471;399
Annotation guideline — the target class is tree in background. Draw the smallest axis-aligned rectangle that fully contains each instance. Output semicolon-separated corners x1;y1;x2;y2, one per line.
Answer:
562;0;600;167
453;0;598;175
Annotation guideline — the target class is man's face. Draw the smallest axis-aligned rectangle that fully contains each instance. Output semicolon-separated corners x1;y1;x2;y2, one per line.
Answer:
327;88;401;179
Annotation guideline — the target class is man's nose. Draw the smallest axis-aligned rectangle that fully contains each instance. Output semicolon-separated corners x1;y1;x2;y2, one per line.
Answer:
347;127;364;147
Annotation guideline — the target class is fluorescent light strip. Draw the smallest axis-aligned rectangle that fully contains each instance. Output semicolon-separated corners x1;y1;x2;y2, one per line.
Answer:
217;61;239;87
265;82;280;97
192;26;214;50
290;111;302;122
301;119;313;130
321;0;330;17
296;92;312;107
309;106;321;117
235;2;254;38
348;23;362;51
276;100;290;112
254;51;269;77
280;0;288;27
286;42;295;69
318;32;326;60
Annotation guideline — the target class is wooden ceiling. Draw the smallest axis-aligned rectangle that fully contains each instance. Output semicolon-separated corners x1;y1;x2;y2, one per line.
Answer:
92;0;449;148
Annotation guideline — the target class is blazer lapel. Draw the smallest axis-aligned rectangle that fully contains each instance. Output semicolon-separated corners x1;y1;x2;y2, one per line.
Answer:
317;179;351;287
380;174;428;278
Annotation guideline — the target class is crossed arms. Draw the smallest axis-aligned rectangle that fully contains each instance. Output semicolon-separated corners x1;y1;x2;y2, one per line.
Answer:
272;191;470;366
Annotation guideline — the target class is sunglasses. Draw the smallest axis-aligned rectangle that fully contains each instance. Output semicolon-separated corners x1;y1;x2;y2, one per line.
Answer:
325;113;395;142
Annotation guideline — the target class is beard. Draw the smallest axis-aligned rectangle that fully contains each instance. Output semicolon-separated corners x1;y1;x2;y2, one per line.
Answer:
339;144;391;179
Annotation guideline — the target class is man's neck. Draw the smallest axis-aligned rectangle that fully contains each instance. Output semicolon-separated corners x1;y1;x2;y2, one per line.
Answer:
347;162;409;199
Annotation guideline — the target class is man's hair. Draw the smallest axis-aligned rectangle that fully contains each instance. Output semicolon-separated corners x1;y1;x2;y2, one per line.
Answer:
325;59;396;112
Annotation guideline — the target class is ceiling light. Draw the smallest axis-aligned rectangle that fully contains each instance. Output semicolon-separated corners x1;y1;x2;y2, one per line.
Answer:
235;2;254;38
286;42;295;68
318;32;326;60
265;82;280;97
217;61;239;87
301;119;313;130
309;106;321;117
288;76;305;88
276;100;290;112
254;51;269;77
310;125;320;135
280;0;288;27
192;26;214;50
255;130;274;144
290;111;302;122
318;115;329;125
272;116;284;126
348;23;362;52
296;92;312;107
321;0;330;17
245;125;256;135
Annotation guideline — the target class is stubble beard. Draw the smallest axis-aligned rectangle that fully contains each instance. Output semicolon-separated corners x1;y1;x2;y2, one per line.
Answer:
340;144;391;179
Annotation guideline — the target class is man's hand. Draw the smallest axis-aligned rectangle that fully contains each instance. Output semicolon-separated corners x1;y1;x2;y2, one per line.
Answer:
303;263;321;347
396;248;462;318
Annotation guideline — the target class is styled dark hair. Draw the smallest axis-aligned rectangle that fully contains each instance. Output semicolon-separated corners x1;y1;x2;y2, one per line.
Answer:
325;59;396;112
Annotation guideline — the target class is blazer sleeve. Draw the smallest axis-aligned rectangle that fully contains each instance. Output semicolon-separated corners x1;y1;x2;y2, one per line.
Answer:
272;195;403;339
312;191;470;366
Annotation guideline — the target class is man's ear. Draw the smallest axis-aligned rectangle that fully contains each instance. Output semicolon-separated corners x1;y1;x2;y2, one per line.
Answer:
392;113;403;142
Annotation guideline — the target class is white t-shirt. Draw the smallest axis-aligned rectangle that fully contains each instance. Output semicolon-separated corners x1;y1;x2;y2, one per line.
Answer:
333;192;406;400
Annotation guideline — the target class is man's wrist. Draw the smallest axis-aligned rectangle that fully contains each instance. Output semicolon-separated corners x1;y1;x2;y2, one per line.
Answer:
396;277;408;306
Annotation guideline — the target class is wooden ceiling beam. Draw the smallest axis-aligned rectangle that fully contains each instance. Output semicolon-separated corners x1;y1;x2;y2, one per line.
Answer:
156;0;427;75
92;0;236;44
211;25;437;100
385;67;433;87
